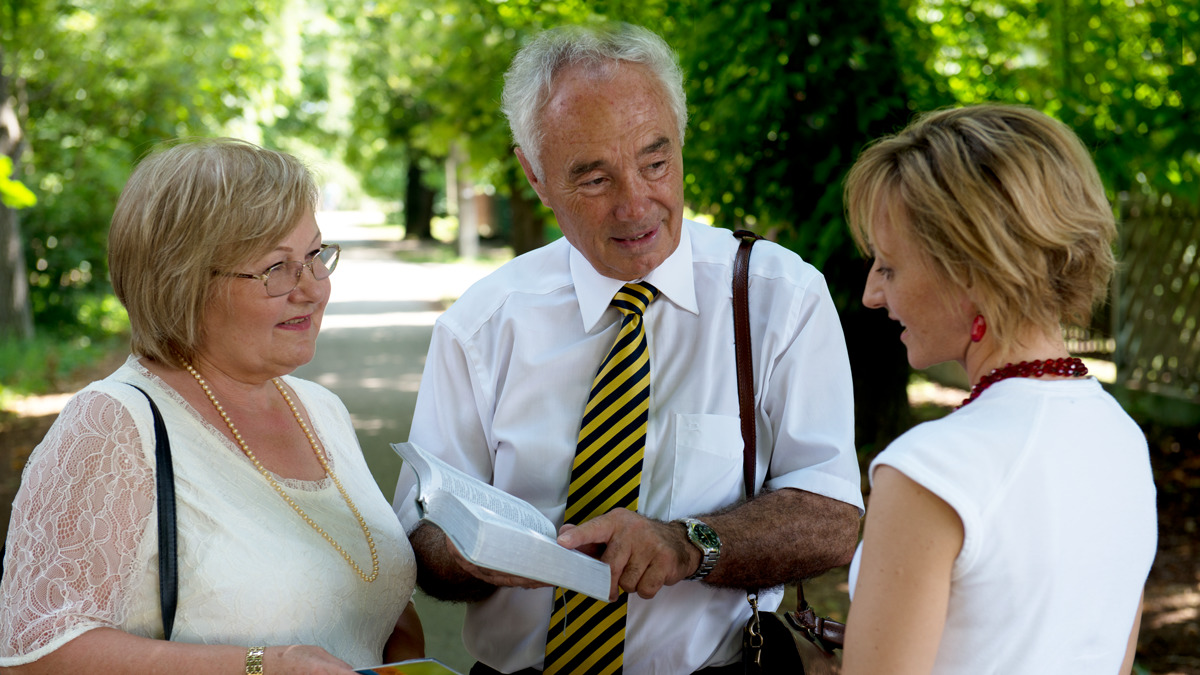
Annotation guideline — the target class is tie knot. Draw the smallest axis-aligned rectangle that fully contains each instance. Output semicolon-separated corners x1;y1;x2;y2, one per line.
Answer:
612;282;658;316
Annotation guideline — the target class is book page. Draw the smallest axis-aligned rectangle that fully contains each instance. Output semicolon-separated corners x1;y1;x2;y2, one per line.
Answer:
435;471;555;538
392;442;556;539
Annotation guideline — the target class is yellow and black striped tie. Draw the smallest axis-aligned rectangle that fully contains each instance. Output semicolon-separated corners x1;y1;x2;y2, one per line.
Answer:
544;281;659;675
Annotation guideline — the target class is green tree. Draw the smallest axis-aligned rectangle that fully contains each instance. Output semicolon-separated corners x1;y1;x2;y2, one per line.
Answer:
334;1;921;447
674;0;917;450
890;0;1200;404
340;0;676;252
3;0;301;338
889;0;1200;200
341;0;533;247
1;0;46;341
0;151;36;341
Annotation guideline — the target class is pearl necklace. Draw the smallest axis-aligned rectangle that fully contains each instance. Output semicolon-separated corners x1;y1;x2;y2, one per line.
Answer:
959;357;1088;409
183;361;379;583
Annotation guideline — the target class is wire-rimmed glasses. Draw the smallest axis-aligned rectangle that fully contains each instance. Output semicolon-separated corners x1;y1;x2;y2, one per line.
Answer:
231;243;341;297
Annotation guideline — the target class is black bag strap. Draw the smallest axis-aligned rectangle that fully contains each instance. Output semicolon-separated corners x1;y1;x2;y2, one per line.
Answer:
0;384;178;640
128;384;178;641
730;230;844;653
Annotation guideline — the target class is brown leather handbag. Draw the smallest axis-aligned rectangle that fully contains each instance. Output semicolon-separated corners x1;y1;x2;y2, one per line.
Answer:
731;230;845;674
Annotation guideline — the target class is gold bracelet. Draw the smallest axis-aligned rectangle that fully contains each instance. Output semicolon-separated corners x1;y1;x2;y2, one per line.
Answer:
245;646;265;675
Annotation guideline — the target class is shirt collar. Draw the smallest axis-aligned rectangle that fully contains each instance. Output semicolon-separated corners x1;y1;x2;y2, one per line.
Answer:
571;221;699;332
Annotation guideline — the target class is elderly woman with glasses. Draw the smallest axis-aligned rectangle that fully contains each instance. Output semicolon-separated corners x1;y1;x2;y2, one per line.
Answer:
0;139;422;674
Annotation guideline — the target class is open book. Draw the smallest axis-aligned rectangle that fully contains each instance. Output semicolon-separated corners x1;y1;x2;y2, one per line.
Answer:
392;441;612;602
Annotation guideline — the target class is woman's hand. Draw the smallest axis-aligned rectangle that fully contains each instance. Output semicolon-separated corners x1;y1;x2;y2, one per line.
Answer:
266;645;358;673
4;629;363;674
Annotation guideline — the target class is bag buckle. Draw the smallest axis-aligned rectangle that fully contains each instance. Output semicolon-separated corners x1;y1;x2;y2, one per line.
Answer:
742;592;765;667
784;607;839;656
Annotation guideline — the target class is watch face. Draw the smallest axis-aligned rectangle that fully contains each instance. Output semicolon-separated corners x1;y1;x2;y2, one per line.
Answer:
689;521;720;551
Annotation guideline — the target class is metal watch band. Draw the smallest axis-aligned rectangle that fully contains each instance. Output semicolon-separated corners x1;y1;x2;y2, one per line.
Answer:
683;518;720;581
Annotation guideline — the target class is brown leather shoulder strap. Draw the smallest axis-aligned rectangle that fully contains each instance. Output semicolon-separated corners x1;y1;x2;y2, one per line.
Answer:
730;230;846;650
732;229;763;500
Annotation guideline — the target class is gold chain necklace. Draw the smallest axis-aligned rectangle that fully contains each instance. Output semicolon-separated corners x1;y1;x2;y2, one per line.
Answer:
182;361;379;583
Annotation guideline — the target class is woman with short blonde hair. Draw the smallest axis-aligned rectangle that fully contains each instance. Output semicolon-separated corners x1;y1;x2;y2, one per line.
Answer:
845;104;1116;349
841;104;1156;675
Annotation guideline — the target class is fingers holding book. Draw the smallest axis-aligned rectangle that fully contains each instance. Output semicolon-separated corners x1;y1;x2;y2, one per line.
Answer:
557;509;696;601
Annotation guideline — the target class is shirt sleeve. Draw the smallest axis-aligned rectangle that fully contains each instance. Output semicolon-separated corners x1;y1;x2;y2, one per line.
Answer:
0;389;156;665
393;319;495;532
760;272;865;514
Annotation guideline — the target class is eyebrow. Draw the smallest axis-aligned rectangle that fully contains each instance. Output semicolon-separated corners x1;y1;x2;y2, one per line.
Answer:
640;136;671;157
567;136;674;179
273;231;322;253
569;159;605;179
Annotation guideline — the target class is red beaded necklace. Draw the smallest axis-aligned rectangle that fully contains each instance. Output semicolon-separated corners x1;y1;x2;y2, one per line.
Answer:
959;357;1089;408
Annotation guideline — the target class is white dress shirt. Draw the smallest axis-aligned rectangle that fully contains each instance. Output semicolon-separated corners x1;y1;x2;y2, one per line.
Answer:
395;219;862;673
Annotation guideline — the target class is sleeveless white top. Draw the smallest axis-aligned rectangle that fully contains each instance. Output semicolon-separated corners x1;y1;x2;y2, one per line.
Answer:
849;378;1156;674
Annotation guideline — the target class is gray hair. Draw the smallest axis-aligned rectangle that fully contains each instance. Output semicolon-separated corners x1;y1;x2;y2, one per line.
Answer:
501;23;688;180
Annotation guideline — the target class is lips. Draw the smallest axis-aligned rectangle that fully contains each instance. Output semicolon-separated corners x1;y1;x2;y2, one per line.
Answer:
278;315;310;329
613;226;658;244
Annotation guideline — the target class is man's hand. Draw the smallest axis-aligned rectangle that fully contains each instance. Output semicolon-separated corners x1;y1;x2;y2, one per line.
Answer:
443;533;550;590
558;489;860;599
556;509;699;601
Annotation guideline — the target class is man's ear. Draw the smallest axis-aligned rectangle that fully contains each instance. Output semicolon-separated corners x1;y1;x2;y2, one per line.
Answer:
515;148;549;207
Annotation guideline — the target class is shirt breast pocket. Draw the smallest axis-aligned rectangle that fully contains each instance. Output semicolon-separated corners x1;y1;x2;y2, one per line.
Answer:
667;413;745;520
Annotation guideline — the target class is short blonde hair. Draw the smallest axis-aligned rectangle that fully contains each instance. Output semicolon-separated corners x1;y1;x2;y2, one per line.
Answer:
844;104;1116;348
108;138;318;368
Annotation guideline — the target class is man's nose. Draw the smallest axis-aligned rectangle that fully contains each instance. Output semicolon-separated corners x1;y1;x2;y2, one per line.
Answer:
613;176;650;222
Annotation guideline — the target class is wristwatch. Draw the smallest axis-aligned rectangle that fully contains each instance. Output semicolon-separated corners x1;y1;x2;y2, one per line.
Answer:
681;517;721;581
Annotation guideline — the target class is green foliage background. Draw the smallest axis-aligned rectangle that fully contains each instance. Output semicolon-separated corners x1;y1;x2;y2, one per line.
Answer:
6;0;1197;308
2;0;1198;421
2;5;1196;668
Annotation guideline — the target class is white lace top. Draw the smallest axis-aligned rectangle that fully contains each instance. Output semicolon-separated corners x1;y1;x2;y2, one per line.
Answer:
0;356;416;668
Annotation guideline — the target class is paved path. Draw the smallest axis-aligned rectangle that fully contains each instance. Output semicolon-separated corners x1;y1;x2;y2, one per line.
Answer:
295;213;499;672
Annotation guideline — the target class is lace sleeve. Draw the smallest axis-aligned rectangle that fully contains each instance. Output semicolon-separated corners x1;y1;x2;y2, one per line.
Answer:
0;389;156;664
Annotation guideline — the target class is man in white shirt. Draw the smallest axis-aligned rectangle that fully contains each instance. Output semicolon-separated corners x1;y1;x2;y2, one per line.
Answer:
393;23;863;674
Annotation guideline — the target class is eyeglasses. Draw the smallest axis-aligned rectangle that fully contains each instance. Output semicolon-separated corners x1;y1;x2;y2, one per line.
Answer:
231;244;341;297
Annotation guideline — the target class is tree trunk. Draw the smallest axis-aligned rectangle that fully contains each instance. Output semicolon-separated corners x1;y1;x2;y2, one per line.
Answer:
507;165;544;256
404;157;433;240
0;203;34;340
825;251;912;459
763;0;914;459
0;50;33;341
